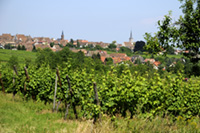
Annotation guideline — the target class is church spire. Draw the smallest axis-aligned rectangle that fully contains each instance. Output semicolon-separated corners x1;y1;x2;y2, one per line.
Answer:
129;30;133;43
61;30;64;40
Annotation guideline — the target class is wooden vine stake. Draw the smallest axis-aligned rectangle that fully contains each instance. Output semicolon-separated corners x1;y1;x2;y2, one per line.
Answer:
65;75;78;120
56;68;62;112
52;73;58;112
93;82;101;124
13;65;18;99
0;72;5;95
24;67;29;99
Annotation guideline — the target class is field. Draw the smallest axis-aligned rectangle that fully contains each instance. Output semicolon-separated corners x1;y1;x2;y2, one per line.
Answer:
1;93;200;133
0;49;37;64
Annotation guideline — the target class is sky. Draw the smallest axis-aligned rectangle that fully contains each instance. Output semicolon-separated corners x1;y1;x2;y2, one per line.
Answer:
0;0;183;44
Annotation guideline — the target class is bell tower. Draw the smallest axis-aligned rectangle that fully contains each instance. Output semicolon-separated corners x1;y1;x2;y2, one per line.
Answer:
61;31;64;40
129;30;133;44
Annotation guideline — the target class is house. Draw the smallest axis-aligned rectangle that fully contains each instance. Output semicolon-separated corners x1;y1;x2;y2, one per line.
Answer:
33;37;51;45
112;57;122;64
110;53;127;58
122;31;135;51
131;55;144;63
100;56;106;63
144;58;155;64
122;42;135;51
109;53;131;64
153;61;161;70
35;44;51;50
51;45;63;52
70;48;88;55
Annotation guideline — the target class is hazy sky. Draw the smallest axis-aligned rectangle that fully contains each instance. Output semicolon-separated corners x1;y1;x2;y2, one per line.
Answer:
0;0;183;43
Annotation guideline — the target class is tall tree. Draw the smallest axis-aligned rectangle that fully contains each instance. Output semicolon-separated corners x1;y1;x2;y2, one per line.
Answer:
144;0;200;62
134;41;145;52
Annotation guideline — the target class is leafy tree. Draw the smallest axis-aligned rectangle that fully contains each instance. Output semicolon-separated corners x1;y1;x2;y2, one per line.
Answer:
134;41;145;52
119;46;132;56
50;42;54;47
77;41;80;48
35;48;60;69
166;46;175;54
32;45;37;52
87;44;94;49
105;57;113;65
4;43;13;49
21;45;26;50
66;43;74;48
95;45;103;50
17;45;21;50
144;0;200;62
70;39;74;44
108;41;117;49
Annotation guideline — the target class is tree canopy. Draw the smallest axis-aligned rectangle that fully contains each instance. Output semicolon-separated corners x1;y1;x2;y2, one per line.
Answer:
144;0;200;62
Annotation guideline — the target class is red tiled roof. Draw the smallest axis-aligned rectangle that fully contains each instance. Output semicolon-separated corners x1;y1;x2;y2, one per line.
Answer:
101;56;106;63
153;61;161;67
112;57;121;64
110;53;127;58
144;58;155;63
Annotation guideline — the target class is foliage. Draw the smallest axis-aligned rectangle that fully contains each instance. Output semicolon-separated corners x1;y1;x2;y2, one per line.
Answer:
7;55;19;69
50;42;54;47
4;43;15;49
105;57;113;65
119;46;133;56
134;41;145;52
17;45;26;50
108;41;117;49
2;93;200;133
144;0;200;62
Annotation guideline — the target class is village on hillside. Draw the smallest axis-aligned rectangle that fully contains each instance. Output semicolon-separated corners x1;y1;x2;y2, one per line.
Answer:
0;31;187;70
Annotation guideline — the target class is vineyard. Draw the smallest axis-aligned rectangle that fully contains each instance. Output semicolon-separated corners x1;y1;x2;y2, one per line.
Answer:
1;63;200;123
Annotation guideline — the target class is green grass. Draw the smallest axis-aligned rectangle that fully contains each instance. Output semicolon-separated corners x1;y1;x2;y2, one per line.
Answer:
1;92;200;133
141;54;184;59
0;49;37;64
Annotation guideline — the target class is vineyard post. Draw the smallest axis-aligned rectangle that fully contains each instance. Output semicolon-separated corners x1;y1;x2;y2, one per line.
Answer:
93;82;101;124
66;75;78;119
24;67;29;99
0;72;5;95
24;67;29;81
56;68;62;112
14;65;18;76
12;65;18;99
52;73;58;112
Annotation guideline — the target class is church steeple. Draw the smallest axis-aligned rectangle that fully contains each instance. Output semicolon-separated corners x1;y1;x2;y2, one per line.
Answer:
61;31;64;40
129;30;133;43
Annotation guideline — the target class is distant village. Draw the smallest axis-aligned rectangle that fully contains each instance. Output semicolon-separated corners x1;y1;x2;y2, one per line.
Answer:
0;31;186;69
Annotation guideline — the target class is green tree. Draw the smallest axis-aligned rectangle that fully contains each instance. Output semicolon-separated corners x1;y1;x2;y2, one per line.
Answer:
105;57;113;65
17;45;21;50
144;0;200;62
70;39;74;44
50;42;54;47
95;45;103;50
4;43;13;49
21;45;26;50
77;41;80;48
134;41;145;52
32;45;37;52
108;41;117;49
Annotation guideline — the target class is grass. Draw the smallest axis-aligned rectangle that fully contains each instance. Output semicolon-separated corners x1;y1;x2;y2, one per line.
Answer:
1;92;200;133
141;54;184;59
0;49;37;64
